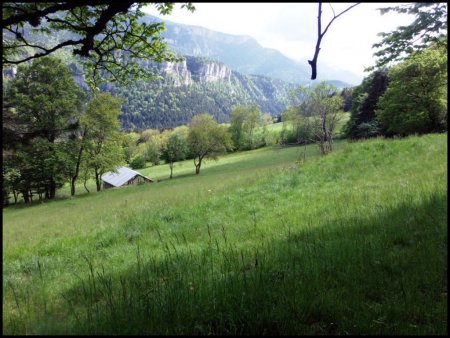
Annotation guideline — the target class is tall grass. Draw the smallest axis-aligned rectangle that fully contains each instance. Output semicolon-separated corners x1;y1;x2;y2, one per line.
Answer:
3;133;447;334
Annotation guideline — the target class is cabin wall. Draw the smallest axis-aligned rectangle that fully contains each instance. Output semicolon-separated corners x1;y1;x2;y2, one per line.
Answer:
103;182;115;190
127;176;139;186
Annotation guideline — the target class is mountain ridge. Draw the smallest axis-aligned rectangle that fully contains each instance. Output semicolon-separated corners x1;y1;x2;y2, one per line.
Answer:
142;13;359;86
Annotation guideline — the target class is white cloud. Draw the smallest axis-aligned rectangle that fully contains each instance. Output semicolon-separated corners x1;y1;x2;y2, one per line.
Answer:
143;3;416;81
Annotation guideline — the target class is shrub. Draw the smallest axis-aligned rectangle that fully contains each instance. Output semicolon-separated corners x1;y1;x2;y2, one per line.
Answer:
129;155;146;169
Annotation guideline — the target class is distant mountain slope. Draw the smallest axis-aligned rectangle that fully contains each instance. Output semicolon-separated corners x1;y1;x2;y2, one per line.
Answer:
100;56;296;130
141;14;359;86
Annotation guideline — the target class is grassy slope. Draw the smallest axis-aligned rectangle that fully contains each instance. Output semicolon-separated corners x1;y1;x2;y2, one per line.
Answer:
3;144;316;250
2;133;447;335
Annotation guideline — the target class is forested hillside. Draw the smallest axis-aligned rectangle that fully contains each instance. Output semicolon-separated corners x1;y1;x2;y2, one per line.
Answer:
100;56;296;130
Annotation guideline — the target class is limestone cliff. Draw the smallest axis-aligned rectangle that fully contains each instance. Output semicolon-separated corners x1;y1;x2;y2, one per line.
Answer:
157;56;232;86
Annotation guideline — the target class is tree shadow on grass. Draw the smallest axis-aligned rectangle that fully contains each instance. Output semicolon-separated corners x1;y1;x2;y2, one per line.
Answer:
20;191;449;335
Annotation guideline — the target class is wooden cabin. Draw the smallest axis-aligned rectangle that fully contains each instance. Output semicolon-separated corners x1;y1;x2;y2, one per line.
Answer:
101;166;153;190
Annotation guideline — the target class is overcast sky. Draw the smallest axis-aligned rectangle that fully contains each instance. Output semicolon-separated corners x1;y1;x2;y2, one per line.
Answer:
143;3;416;81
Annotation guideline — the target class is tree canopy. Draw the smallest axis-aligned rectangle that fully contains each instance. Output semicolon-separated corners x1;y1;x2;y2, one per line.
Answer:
4;57;85;200
188;114;232;175
82;92;125;191
6;56;85;143
344;69;389;139
162;130;189;179
372;2;447;69
376;45;447;136
2;2;195;86
229;105;263;150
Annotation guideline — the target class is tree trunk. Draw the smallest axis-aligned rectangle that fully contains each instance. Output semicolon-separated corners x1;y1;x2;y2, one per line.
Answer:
194;157;202;175
49;179;56;199
22;190;30;204
169;162;173;179
327;131;333;152
13;190;18;204
70;131;87;196
320;107;332;155
95;169;101;191
319;142;325;155
2;189;9;207
71;177;76;196
84;176;90;193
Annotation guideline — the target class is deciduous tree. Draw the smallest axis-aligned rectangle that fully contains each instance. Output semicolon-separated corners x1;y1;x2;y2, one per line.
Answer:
372;2;447;69
229;105;263;150
290;82;343;155
162;129;188;179
82;93;125;191
5;56;84;200
187;114;232;175
376;45;447;136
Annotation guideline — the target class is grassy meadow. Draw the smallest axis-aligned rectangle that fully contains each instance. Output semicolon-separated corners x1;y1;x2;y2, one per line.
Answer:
2;133;447;334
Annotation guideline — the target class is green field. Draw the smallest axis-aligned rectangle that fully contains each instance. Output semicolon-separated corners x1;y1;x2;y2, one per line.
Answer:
3;134;447;335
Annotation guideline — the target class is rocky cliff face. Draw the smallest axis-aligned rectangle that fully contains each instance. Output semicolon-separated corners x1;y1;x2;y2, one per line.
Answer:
160;60;192;86
188;59;231;83
158;56;231;86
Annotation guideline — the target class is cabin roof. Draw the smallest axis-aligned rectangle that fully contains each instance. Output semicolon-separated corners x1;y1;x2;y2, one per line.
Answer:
101;166;153;187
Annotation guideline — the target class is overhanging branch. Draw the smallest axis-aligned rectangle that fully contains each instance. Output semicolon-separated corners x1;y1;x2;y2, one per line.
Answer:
1;1;114;28
308;2;360;80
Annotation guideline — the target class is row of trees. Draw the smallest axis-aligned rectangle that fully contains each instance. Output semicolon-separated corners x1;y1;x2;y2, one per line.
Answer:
280;44;447;153
254;45;447;155
124;104;277;174
126;114;232;177
2;53;353;207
